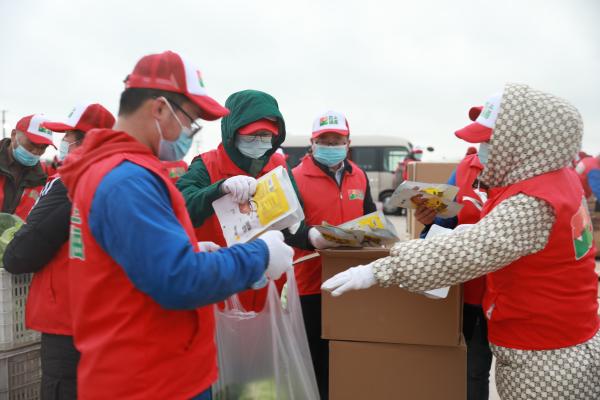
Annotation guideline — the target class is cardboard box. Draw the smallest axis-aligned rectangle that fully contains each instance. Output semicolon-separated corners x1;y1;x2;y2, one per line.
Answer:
329;339;466;400
407;162;458;239
321;248;463;346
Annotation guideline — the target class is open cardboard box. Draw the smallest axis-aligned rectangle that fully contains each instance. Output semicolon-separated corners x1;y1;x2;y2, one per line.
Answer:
320;248;463;347
329;338;466;400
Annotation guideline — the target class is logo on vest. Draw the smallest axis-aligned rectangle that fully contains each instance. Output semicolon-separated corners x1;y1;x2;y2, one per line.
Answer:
348;189;364;200
571;198;593;260
69;206;85;260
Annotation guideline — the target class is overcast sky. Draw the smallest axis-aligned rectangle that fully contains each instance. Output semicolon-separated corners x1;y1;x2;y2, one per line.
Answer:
1;0;598;162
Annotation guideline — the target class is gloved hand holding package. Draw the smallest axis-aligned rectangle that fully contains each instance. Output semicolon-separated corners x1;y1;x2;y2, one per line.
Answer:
389;181;463;218
315;211;399;247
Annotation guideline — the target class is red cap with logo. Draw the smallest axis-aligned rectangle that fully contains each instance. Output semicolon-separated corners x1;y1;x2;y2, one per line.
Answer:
455;93;502;143
125;51;229;121
15;114;55;147
238;119;279;136
42;103;115;133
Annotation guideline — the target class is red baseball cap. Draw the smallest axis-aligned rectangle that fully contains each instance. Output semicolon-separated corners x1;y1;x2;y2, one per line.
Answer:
455;93;502;143
238;119;279;136
42;103;115;133
15;114;55;147
311;110;350;138
125;51;229;121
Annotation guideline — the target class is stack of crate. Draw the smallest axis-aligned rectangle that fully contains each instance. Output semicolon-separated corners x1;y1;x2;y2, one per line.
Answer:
0;269;41;400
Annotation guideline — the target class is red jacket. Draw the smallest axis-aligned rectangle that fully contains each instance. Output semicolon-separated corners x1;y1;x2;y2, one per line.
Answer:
455;154;487;305
481;168;599;350
292;156;368;295
195;144;287;311
60;130;216;399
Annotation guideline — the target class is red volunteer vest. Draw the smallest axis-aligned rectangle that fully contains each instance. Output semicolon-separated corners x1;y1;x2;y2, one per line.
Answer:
0;175;41;220
481;168;599;350
455;155;487;305
69;152;216;399
195;144;287;311
292;156;367;295
162;159;188;183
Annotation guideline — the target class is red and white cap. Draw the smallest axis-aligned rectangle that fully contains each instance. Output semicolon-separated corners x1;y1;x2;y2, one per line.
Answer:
15;114;55;147
455;92;502;143
311;110;350;138
125;51;229;121
42;103;115;133
238;118;279;136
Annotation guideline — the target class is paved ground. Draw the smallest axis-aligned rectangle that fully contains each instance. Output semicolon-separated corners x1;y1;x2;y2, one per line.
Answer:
387;215;599;400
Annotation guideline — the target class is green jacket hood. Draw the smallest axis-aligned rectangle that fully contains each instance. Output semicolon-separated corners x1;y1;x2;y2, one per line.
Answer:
221;90;286;176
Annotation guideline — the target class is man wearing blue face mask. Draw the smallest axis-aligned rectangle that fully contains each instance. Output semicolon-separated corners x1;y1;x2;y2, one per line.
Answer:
0;114;53;220
292;110;376;399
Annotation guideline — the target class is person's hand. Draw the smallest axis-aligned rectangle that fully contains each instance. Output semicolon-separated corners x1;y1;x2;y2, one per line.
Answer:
257;231;294;280
198;241;221;252
321;264;376;296
221;176;258;203
414;196;437;225
308;227;342;250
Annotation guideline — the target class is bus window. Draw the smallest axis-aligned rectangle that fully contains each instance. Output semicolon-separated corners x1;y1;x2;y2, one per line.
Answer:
383;147;410;172
350;147;380;171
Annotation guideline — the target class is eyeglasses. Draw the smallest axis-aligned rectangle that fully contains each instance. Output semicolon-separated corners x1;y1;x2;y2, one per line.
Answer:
238;132;273;144
169;101;204;136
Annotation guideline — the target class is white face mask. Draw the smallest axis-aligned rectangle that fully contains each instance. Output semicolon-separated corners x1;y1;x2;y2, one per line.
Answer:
235;135;273;159
478;142;490;165
57;140;79;161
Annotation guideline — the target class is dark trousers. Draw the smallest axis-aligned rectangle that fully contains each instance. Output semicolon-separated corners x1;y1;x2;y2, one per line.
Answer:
41;333;80;400
463;304;493;400
300;294;328;400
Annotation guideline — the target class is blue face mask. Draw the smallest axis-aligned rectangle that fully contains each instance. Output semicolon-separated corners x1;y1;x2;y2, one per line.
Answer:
235;136;272;159
313;144;347;167
13;144;40;167
157;122;193;161
478;142;490;165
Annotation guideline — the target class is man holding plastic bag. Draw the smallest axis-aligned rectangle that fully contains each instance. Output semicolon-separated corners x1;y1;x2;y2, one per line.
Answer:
323;84;600;399
58;51;294;400
177;89;335;312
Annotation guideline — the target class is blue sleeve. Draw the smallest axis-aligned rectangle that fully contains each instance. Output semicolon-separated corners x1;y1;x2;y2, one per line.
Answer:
418;168;459;238
89;161;268;310
588;169;600;199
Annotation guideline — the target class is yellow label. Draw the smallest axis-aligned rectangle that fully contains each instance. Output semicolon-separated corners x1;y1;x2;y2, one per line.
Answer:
254;173;290;226
356;214;384;229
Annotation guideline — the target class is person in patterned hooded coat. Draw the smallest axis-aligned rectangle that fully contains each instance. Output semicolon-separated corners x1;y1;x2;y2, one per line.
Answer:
322;83;600;400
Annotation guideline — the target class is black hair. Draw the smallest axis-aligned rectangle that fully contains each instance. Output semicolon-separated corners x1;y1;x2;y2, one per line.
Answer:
118;87;189;116
72;130;85;142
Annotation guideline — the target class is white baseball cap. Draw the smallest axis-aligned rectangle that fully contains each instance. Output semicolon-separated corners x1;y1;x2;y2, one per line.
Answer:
15;114;55;147
311;110;350;138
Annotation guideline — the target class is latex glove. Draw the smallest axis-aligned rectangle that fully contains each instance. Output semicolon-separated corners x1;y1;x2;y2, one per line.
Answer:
222;176;258;204
258;231;294;280
321;264;377;297
308;227;342;250
198;241;221;252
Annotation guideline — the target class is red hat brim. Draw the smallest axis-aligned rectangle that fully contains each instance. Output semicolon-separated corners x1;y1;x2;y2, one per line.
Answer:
311;129;349;139
188;93;229;121
238;119;279;136
42;122;75;133
455;122;492;143
23;131;55;148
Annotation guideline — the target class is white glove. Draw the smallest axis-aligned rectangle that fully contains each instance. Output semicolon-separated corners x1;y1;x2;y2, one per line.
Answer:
221;175;258;204
258;231;294;280
321;264;377;297
308;227;342;250
198;241;221;252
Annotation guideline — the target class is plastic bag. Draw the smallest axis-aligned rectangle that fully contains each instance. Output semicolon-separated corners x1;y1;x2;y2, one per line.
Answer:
0;213;24;261
213;269;319;400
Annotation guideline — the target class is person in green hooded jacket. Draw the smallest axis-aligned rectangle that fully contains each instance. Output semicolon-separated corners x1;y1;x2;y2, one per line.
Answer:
177;89;338;312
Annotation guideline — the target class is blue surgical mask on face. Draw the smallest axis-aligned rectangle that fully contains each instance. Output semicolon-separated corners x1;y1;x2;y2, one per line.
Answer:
57;140;80;162
478;142;490;165
313;144;347;167
155;102;194;161
13;144;40;167
235;135;272;159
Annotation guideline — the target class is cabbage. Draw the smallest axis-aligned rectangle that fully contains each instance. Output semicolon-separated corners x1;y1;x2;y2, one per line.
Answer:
0;213;24;262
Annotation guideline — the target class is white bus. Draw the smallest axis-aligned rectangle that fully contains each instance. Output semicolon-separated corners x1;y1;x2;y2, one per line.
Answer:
281;134;414;213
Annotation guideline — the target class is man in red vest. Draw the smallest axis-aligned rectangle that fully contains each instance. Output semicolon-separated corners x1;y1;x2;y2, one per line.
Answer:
3;103;115;400
293;110;376;399
177;89;335;312
0;114;54;220
415;107;491;400
56;51;293;400
323;83;600;399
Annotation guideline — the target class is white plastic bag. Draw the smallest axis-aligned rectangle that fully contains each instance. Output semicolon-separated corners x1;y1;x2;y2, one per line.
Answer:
213;270;319;400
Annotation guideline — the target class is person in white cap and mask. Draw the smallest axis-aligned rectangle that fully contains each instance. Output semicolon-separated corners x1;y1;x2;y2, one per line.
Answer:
0;114;54;220
322;83;600;399
292;110;376;399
